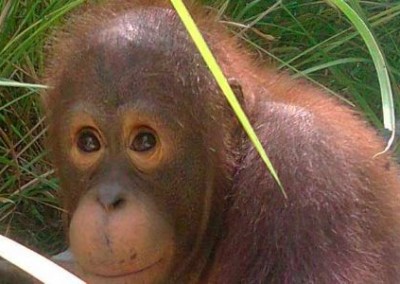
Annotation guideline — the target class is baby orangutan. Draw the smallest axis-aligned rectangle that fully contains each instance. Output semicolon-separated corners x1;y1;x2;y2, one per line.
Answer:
6;0;400;283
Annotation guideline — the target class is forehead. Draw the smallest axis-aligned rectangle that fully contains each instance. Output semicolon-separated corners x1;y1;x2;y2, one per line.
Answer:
94;8;184;53
86;8;190;76
57;7;202;113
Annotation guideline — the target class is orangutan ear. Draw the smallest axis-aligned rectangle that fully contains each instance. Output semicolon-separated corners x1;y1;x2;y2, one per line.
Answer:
228;77;245;108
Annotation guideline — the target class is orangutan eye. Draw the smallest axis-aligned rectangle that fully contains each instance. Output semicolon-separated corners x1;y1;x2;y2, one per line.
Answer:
131;131;157;152
77;128;101;153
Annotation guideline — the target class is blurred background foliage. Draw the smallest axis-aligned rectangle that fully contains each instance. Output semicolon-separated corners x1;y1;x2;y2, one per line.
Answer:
0;0;399;255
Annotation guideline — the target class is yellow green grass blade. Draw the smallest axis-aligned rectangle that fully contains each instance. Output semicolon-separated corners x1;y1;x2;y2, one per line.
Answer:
170;0;286;198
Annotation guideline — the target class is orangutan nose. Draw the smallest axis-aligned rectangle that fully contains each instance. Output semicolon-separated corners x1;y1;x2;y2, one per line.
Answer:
97;184;126;211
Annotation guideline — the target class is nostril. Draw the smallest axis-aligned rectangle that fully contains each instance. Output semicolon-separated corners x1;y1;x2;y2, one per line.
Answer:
97;188;126;211
112;197;125;209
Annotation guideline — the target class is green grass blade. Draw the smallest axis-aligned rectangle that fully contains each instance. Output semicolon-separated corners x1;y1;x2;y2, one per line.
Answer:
327;0;396;150
170;0;286;198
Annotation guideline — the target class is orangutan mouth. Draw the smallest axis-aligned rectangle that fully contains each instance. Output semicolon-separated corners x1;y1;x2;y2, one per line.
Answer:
93;258;163;278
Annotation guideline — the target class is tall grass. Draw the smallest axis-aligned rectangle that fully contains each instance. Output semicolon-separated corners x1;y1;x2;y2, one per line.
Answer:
0;0;84;254
1;0;399;254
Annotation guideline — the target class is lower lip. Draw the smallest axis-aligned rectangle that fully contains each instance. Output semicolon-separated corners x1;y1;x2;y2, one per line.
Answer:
93;258;162;278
